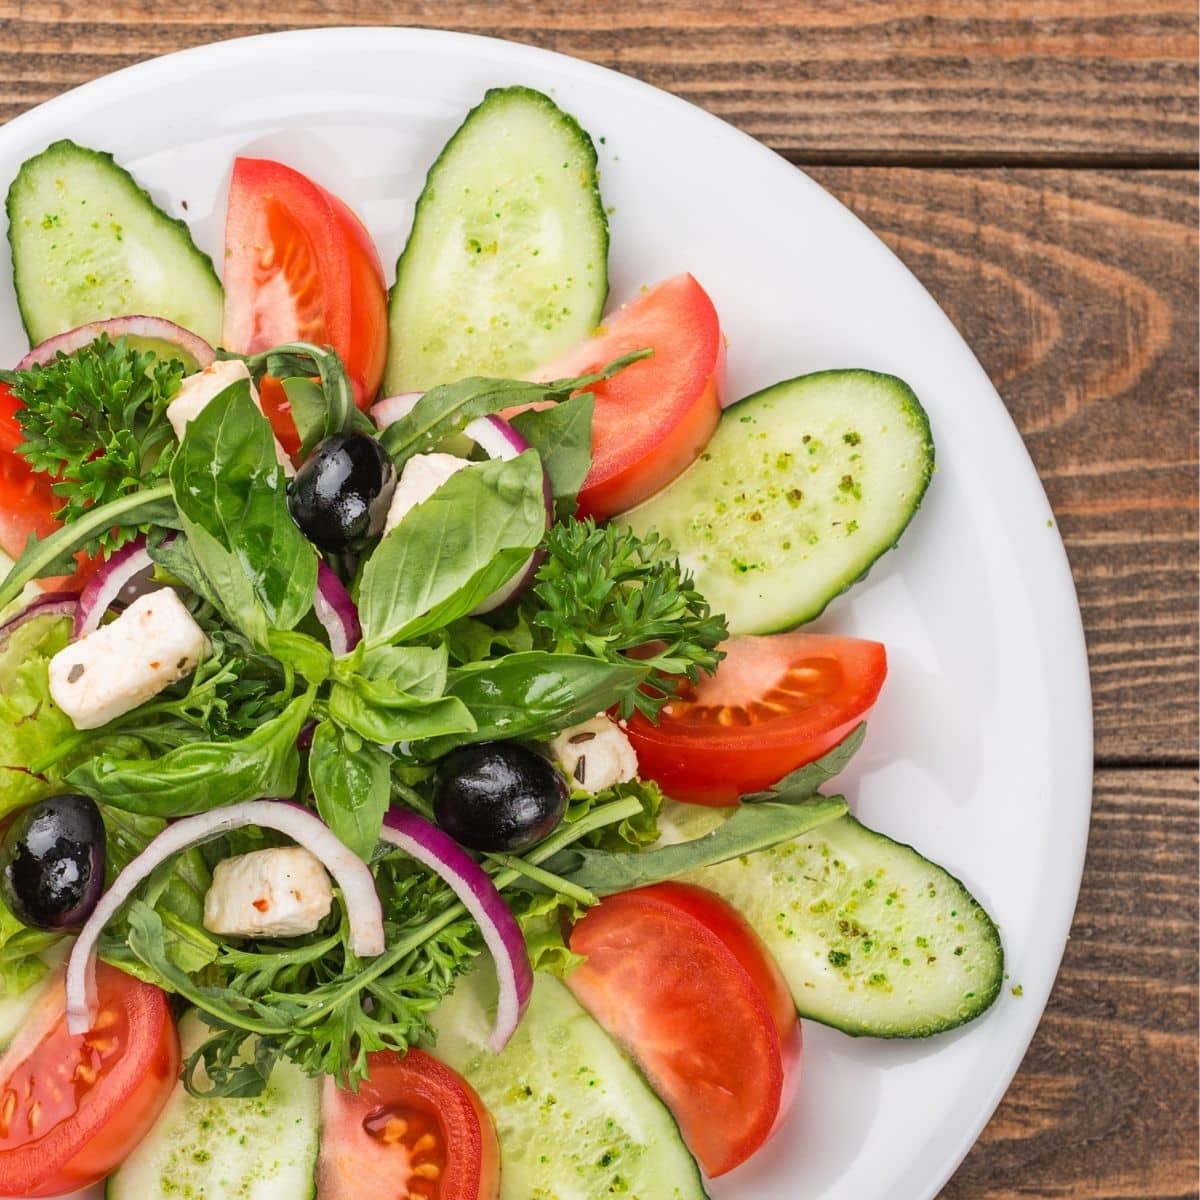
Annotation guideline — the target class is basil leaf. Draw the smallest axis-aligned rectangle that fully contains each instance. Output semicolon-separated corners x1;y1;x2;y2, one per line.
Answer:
328;684;477;745
419;652;646;754
67;689;314;816
0;482;178;609
354;644;449;699
358;452;547;648
181;524;270;646
740;723;866;803
510;393;594;519
379;350;649;470
169;382;317;634
309;720;390;859
546;798;848;896
266;630;333;686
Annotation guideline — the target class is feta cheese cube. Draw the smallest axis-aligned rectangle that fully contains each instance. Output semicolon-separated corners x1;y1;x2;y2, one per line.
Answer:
167;359;294;476
382;452;473;535
48;588;208;730
203;847;333;939
548;714;640;793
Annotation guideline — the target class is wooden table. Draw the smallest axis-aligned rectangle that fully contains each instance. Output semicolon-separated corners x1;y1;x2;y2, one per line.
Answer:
2;3;1196;1195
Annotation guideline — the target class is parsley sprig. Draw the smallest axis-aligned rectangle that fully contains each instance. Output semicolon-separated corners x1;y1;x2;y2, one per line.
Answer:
1;335;183;554
527;519;727;720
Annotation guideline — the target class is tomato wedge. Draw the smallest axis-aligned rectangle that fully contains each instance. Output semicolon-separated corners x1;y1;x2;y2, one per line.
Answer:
317;1048;500;1200
568;882;800;1178
628;632;887;805
0;965;178;1196
223;157;388;450
534;273;724;520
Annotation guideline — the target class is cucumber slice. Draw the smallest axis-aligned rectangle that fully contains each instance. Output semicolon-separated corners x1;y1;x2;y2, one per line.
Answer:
622;370;934;633
661;804;1003;1037
106;1011;319;1200
7;140;223;347
429;967;708;1200
386;86;608;392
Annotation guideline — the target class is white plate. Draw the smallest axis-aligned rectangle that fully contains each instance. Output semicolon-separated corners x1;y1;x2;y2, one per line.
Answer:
0;27;1092;1200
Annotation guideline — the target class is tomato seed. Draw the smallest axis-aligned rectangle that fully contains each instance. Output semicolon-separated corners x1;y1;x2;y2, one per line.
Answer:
27;1101;40;1131
412;1163;441;1179
411;1132;436;1155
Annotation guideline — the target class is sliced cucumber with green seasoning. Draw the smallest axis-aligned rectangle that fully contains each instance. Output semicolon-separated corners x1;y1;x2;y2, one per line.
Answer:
660;804;1003;1037
429;966;708;1200
7;140;223;347
386;86;608;392
622;370;934;633
106;1011;319;1200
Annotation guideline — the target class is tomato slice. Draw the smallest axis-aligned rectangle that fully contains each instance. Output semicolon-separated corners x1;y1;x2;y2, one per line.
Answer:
317;1048;500;1200
534;273;724;520
0;964;179;1196
628;632;887;805
568;882;801;1178
0;382;23;455
223;157;389;446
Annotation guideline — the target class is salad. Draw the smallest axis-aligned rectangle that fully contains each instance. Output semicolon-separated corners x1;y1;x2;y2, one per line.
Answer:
0;86;1003;1199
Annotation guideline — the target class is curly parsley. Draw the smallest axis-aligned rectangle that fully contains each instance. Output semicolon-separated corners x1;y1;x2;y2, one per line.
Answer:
1;335;184;554
526;519;727;719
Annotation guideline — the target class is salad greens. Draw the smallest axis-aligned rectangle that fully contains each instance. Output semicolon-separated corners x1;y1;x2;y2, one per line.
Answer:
0;332;865;1096
0;335;183;554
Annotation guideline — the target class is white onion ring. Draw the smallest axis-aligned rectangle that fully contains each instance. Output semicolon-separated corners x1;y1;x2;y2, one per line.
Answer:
66;800;384;1034
380;807;533;1051
16;316;216;373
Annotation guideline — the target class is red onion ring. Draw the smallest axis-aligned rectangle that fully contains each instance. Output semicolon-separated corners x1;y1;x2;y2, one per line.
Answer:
0;592;79;646
73;537;155;638
313;562;361;657
370;400;552;614
16;316;216;373
66;800;385;1035
380;807;532;1052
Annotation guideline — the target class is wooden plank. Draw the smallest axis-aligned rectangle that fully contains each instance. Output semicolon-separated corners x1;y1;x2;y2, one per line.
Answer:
943;768;1199;1198
0;1;1195;162
807;167;1199;764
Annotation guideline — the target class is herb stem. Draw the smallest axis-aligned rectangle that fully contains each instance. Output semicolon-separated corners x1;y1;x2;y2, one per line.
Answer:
485;854;599;907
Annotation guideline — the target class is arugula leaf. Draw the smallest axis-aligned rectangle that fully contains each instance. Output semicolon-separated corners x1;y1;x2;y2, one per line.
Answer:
309;721;390;859
1;335;184;554
546;797;848;895
169;382;317;637
66;689;314;816
0;483;178;609
741;723;867;802
419;652;646;755
378;350;649;469
280;377;328;456
357;452;547;648
509;393;594;519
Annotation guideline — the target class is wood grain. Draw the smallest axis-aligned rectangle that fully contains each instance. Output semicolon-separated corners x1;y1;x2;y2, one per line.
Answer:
0;1;1196;163
943;768;1199;1198
808;167;1199;764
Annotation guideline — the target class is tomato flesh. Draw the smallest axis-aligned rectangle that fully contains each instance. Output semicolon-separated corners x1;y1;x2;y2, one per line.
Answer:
535;273;724;520
317;1048;500;1200
628;632;888;804
568;882;801;1178
0;964;179;1196
223;157;388;446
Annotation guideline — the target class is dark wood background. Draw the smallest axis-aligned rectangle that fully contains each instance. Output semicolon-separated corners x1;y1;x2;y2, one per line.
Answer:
1;3;1196;1195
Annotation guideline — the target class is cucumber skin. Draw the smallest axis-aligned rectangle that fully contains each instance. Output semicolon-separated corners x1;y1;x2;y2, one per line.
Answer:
6;139;223;347
626;369;935;634
666;807;1003;1038
386;86;609;392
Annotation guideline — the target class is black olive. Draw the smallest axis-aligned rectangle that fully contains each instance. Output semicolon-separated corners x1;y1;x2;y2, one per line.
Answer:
434;742;568;853
0;794;106;931
287;434;397;553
